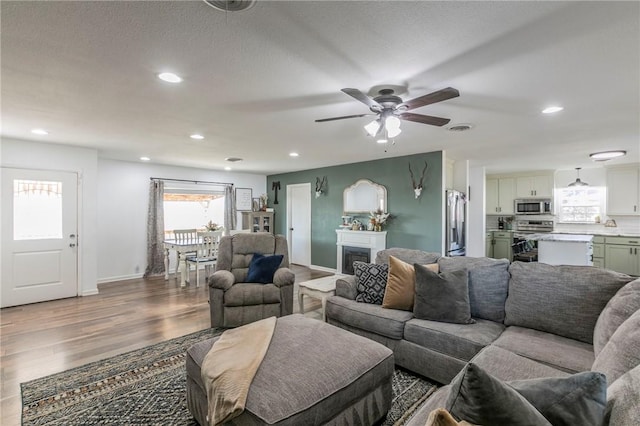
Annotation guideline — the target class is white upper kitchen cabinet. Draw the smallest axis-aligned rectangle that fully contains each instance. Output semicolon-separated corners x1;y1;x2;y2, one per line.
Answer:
486;177;515;215
516;175;553;198
607;166;640;215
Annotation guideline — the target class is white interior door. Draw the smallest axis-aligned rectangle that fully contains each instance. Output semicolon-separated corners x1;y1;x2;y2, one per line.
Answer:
287;183;311;266
1;168;78;308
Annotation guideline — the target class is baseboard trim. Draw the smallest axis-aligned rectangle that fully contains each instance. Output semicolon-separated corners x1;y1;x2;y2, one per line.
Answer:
97;273;144;284
81;289;99;296
310;264;337;273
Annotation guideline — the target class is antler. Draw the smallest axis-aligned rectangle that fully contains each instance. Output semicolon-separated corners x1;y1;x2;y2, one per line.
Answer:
321;176;327;190
409;162;417;189
315;177;321;191
418;161;428;188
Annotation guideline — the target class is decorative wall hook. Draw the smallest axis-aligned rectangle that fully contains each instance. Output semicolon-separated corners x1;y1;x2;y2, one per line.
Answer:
315;176;327;198
271;181;281;204
409;161;428;199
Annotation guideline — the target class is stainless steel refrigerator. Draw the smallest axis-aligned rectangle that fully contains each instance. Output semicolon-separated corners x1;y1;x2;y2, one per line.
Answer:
446;190;466;256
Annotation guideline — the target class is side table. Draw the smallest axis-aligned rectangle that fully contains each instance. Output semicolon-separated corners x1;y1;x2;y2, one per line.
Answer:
298;274;346;321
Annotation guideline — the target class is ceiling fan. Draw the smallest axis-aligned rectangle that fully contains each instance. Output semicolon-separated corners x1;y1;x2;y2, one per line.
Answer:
315;87;460;142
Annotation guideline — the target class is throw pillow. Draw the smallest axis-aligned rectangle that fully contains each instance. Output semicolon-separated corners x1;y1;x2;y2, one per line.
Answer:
381;256;438;311
592;308;640;384
354;261;389;305
245;253;283;284
413;264;474;324
593;278;640;356
446;363;551;425
425;408;476;426
604;363;640;426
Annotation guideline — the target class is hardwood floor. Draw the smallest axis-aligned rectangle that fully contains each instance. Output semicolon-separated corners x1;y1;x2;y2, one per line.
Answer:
0;265;332;426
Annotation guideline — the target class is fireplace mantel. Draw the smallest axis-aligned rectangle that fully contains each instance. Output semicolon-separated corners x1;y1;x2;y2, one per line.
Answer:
336;230;387;274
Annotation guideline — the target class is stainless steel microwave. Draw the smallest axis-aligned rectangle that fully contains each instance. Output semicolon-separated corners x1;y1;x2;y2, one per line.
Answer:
515;199;552;215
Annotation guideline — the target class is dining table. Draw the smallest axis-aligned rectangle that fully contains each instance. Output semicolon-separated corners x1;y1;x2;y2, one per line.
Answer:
163;238;200;287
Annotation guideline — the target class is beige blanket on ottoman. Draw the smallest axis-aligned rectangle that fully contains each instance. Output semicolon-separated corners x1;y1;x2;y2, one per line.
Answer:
201;316;277;426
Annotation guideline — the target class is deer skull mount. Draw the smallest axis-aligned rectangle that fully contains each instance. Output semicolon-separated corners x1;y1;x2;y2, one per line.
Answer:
315;176;327;198
409;161;428;199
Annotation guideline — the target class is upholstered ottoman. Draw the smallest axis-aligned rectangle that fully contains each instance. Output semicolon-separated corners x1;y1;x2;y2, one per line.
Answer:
186;314;394;425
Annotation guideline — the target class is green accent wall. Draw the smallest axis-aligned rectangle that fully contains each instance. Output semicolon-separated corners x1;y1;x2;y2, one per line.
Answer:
267;151;443;269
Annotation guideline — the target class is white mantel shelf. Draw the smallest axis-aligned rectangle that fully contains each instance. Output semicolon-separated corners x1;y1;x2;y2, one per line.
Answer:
336;229;387;273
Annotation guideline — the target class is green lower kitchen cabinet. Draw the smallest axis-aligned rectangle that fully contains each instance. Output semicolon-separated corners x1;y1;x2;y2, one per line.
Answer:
486;232;493;257
604;237;640;276
491;231;513;261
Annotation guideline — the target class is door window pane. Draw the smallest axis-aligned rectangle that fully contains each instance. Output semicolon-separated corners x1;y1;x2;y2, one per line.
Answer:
13;180;63;240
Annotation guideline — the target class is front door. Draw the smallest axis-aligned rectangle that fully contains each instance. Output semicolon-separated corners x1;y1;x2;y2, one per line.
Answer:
287;183;311;266
1;168;79;307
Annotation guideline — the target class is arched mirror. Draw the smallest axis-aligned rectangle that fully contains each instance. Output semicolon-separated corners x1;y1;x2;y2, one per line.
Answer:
343;179;387;213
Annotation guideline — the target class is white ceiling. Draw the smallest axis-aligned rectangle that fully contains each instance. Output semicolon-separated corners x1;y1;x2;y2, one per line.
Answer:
2;1;639;175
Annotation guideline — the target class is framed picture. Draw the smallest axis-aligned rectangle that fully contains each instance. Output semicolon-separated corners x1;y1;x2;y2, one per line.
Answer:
252;198;260;212
235;187;252;211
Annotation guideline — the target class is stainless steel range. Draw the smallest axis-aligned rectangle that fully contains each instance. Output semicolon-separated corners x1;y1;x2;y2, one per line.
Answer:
512;219;554;262
515;219;554;236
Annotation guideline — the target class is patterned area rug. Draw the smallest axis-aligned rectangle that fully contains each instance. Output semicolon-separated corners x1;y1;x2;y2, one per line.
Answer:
22;327;436;425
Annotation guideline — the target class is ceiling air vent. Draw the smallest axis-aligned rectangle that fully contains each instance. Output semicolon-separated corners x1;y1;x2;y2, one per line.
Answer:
225;157;243;162
447;123;473;132
203;0;257;12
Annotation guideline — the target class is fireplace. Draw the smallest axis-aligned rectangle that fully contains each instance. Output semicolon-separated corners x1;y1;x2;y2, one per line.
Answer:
342;246;370;274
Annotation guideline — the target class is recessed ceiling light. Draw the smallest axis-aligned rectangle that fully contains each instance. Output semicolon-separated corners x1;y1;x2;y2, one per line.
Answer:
447;123;474;132
590;150;627;161
190;134;204;140
158;72;182;83
224;166;232;171
289;152;299;157
31;128;48;135
542;106;564;114
140;156;151;161
225;157;243;162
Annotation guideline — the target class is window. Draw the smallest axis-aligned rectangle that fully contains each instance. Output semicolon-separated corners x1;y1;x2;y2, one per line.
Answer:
13;180;63;240
557;186;605;223
163;183;225;237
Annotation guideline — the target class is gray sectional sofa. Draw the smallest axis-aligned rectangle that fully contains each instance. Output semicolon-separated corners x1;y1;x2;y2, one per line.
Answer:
325;248;640;425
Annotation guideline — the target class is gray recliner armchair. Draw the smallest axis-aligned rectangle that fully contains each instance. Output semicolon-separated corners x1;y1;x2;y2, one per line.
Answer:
208;233;294;328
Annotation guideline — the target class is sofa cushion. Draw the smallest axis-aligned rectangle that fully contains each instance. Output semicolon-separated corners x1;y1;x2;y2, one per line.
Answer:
438;256;510;323
471;345;570;382
354;261;389;305
605;363;640;426
246;253;284;284
493;326;595;373
325;296;413;340
592;308;640;385
505;262;633;344
593;278;640;357
414;265;474;324
445;363;552;425
375;248;441;265
223;283;281;306
382;256;438;311
404;318;505;362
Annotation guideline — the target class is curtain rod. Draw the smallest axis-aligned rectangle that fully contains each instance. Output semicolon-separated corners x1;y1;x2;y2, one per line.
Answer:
150;177;233;186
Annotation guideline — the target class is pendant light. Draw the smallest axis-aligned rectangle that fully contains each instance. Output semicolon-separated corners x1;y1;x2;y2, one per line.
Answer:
568;167;589;187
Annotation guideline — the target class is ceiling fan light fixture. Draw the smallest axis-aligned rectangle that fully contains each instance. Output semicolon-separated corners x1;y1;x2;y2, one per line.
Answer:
364;120;381;137
387;126;401;138
589;150;626;161
568;167;589;187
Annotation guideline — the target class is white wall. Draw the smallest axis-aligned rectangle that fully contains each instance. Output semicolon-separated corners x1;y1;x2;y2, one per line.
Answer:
97;158;266;282
1;138;99;296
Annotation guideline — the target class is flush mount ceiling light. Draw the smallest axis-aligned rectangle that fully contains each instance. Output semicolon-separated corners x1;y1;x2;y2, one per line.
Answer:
157;72;182;83
568;167;589;187
31;128;49;135
190;134;205;140
542;105;564;114
224;166;232;171
203;0;257;12
589;150;626;161
289;152;299;157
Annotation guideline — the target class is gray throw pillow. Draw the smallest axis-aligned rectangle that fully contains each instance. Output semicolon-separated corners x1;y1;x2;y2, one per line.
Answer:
593;278;640;357
592;308;640;385
604;363;640;426
445;363;551;425
446;363;607;426
354;261;389;305
413;264;474;324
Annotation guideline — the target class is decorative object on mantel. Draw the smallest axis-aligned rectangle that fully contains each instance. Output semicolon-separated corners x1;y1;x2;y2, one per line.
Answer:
409;160;428;199
315;176;327;198
271;181;281;204
340;215;353;228
259;193;269;211
370;209;391;232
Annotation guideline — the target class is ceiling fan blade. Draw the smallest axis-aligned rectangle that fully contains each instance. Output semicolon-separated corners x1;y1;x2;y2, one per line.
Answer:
398;87;460;111
399;112;451;127
315;113;372;123
341;88;382;111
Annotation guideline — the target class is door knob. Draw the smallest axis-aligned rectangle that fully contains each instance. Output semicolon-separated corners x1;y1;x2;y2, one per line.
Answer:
70;234;76;238
290;228;294;231
70;243;76;247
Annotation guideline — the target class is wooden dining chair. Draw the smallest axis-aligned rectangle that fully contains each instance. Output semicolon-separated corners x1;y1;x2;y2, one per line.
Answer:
185;231;222;287
172;229;199;276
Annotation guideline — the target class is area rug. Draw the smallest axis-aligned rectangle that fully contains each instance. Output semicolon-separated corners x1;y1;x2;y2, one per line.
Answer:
22;327;437;425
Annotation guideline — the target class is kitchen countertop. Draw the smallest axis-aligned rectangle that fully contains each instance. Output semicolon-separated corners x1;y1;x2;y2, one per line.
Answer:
526;233;593;242
552;230;640;237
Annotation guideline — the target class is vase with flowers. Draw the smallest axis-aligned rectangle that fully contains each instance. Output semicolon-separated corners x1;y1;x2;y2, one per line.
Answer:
205;221;222;231
369;209;391;232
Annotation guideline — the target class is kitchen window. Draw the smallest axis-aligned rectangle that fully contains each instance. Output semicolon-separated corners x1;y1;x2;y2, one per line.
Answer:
557;186;605;223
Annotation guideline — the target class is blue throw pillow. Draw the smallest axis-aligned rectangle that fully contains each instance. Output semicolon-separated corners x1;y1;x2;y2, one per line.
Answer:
246;253;284;284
